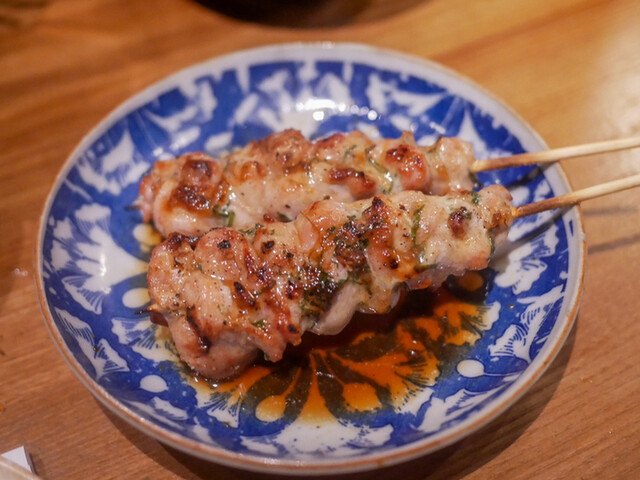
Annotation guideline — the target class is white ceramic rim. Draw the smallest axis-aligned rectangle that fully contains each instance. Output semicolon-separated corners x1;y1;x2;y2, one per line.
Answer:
35;42;586;475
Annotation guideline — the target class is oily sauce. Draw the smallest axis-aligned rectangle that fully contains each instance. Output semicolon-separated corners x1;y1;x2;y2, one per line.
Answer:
188;270;493;425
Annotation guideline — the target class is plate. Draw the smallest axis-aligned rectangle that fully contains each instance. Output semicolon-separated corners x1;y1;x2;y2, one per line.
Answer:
36;43;585;474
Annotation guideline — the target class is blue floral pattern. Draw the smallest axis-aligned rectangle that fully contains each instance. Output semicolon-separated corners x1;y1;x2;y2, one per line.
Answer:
38;44;582;472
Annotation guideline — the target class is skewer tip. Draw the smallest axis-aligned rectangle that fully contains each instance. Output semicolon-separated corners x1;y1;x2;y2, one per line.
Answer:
514;172;640;218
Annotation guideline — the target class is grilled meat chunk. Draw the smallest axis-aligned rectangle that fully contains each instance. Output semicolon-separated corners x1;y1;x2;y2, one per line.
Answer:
147;185;513;380
140;129;477;236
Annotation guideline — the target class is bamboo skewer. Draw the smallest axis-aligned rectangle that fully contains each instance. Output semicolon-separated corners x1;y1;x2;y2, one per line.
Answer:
471;136;640;173
514;173;640;218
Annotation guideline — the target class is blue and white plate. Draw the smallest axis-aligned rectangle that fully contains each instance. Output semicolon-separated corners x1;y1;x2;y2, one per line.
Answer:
36;43;585;474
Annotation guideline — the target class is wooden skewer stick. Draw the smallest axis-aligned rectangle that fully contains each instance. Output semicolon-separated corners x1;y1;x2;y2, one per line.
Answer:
471;136;640;173
514;173;640;218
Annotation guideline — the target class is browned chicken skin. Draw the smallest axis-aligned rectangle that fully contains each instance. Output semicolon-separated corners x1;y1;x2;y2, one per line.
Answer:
139;129;477;237
147;186;513;380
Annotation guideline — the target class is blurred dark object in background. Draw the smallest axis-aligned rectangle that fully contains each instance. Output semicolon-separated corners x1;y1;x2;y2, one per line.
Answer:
0;0;49;32
195;0;425;28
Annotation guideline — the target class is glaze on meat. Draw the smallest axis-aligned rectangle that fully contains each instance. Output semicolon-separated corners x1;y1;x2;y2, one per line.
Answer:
139;130;477;236
147;185;513;380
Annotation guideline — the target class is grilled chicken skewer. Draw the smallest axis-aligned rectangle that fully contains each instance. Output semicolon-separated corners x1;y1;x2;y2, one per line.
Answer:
139;129;640;238
147;185;513;380
140;129;478;237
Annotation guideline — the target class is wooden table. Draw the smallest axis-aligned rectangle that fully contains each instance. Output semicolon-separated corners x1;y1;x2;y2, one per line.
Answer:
2;0;639;478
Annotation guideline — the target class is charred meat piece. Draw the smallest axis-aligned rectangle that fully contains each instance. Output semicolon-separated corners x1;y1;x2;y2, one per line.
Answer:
139;129;477;236
147;185;513;380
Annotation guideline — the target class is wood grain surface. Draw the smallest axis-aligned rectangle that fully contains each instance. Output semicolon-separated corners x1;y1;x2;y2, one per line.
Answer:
1;0;639;478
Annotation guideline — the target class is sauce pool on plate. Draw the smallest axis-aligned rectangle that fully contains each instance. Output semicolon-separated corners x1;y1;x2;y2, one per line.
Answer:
188;270;494;425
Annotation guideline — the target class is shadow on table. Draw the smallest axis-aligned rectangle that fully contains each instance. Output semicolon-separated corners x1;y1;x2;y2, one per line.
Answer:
193;0;426;28
580;203;640;255
104;321;578;479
